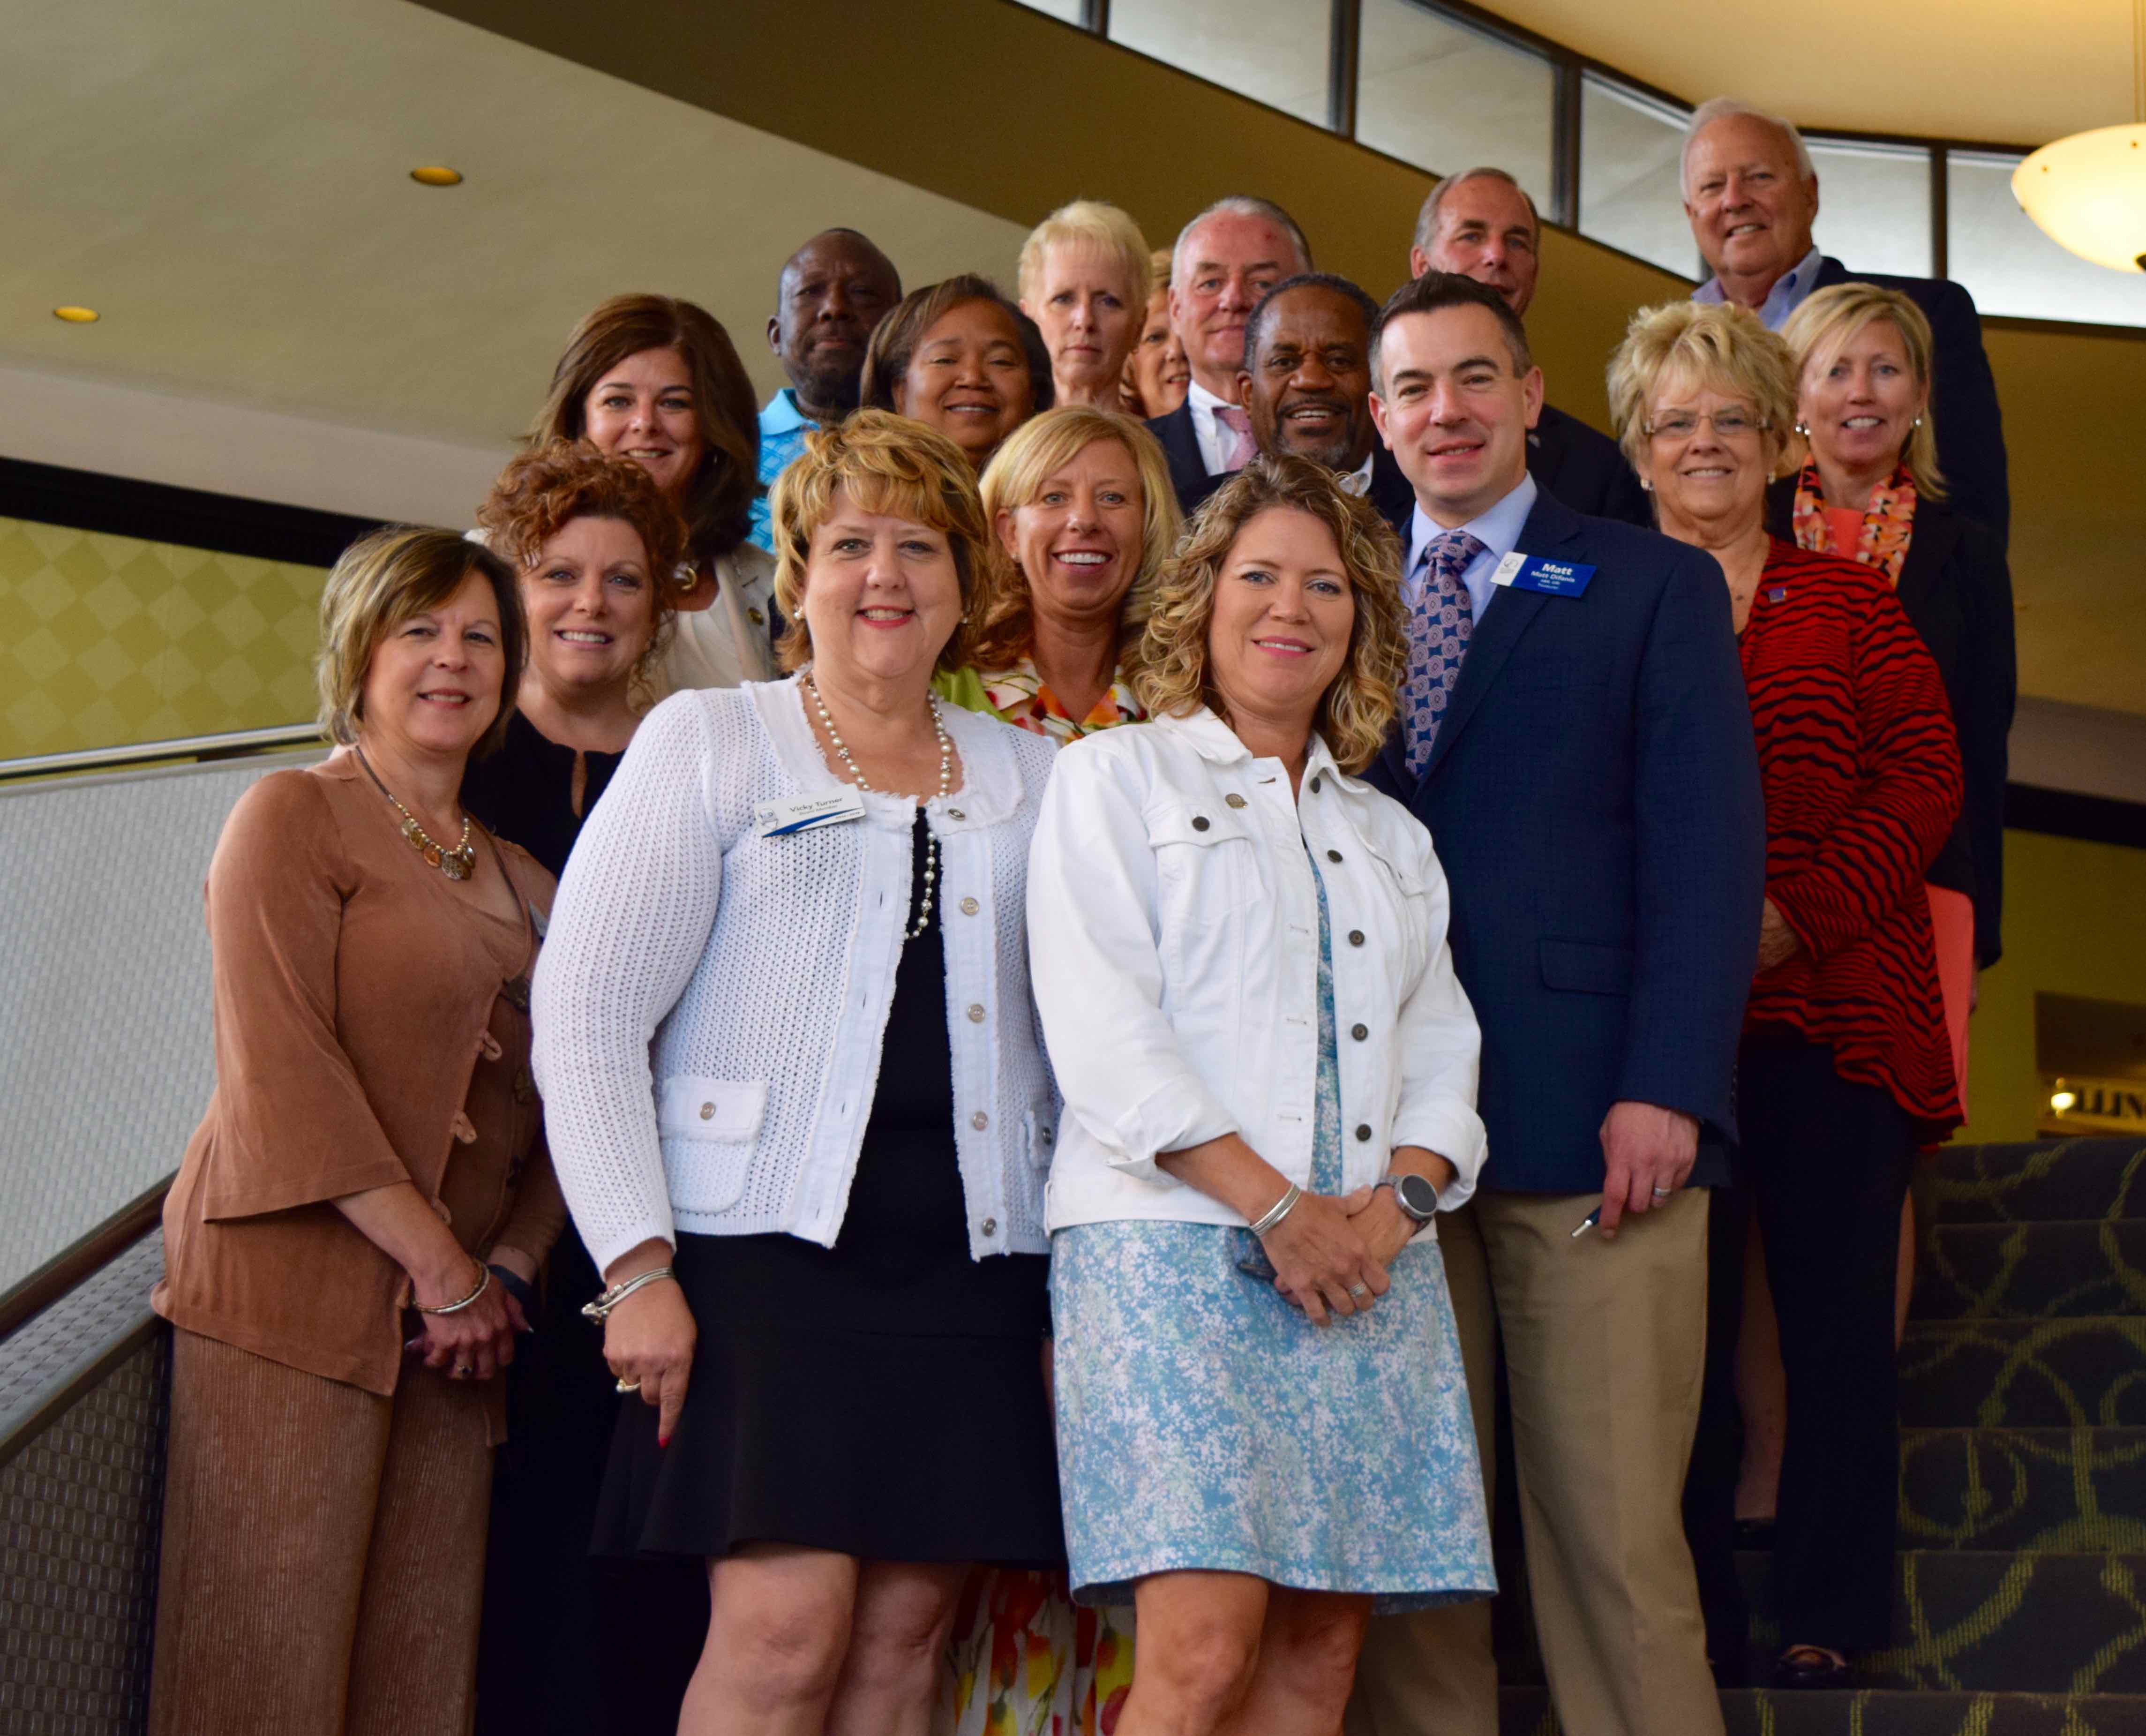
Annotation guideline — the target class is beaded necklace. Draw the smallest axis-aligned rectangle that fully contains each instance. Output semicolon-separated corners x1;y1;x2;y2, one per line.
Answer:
354;746;477;881
803;673;952;940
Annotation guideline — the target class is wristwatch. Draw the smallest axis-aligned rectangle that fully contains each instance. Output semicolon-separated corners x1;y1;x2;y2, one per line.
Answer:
1374;1171;1440;1225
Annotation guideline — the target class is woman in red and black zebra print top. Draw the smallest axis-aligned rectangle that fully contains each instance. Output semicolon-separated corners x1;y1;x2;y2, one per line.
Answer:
1610;300;1962;1690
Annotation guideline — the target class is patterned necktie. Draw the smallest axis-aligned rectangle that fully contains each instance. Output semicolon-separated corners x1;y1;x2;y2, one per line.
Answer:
1403;530;1485;775
1212;405;1258;471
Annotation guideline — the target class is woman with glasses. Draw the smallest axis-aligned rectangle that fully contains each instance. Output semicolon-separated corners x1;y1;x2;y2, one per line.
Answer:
1608;301;1962;1690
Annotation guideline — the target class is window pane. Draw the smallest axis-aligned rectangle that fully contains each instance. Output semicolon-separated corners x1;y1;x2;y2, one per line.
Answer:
1949;150;2146;328
1109;0;1333;128
1579;74;1698;278
1005;0;1085;19
1356;0;1554;211
1808;139;1931;278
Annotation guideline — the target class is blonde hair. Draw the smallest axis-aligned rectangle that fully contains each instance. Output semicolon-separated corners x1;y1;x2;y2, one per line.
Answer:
1781;283;1946;498
1606;300;1798;479
968;407;1182;672
769;409;991;676
1018;199;1152;310
1133;453;1405;774
316;527;525;756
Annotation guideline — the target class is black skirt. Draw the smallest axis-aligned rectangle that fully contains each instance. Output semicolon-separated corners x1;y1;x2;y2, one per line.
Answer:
593;814;1064;1567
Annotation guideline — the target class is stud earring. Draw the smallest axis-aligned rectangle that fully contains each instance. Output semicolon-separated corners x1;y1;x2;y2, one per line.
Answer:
1793;421;1810;438
1639;477;1653;493
1912;415;1923;428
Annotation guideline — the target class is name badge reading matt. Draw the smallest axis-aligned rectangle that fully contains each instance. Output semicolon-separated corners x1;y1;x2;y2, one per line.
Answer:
1490;551;1597;596
755;789;866;838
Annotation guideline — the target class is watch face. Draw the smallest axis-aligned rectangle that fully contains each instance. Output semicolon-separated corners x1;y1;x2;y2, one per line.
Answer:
1395;1173;1439;1219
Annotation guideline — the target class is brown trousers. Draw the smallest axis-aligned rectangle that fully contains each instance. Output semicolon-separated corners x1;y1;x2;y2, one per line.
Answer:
150;1330;495;1736
1347;1190;1721;1736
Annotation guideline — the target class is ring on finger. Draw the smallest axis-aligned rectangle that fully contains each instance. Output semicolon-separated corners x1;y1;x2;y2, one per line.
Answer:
615;1377;642;1395
1651;1186;1674;1199
1347;1283;1369;1300
452;1364;473;1378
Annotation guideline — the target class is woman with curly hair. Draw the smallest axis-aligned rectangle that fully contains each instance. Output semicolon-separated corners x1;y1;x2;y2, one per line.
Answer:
1027;453;1495;1736
460;439;690;1736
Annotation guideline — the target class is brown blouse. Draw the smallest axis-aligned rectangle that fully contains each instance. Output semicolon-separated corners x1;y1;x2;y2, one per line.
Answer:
152;751;567;1402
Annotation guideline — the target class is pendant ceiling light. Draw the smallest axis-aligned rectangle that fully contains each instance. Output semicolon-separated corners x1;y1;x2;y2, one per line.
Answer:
2012;0;2146;271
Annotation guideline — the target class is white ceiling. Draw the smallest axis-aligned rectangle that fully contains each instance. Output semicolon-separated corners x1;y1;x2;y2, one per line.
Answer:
1;0;1027;452
1489;0;2139;145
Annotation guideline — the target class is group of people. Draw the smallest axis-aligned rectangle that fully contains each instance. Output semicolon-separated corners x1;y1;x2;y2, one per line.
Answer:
144;90;2016;1736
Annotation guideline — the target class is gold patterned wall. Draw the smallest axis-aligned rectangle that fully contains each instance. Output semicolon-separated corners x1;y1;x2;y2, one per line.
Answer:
0;516;323;760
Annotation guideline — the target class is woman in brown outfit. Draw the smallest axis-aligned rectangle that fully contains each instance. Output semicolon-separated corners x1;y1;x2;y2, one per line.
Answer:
149;527;566;1736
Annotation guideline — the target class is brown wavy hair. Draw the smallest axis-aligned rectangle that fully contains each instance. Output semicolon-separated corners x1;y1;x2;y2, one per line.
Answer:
529;294;759;567
769;410;991;676
968;406;1181;673
1132;453;1406;773
476;440;689;690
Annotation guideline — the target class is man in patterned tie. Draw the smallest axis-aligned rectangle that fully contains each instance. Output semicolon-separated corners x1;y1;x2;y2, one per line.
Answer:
1143;195;1313;512
1347;271;1764;1736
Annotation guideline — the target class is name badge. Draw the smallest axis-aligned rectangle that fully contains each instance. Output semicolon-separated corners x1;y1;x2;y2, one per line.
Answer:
755;789;866;837
1490;551;1597;596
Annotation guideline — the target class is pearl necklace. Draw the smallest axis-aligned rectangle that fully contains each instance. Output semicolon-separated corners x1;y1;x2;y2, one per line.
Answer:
354;746;476;881
804;672;953;940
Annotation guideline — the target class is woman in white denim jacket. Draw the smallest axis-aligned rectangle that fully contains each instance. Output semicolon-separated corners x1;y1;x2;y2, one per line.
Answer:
1028;455;1494;1736
533;412;1065;1736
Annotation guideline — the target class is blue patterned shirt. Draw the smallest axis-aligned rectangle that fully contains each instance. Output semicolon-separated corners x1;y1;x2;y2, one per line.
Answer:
747;389;812;551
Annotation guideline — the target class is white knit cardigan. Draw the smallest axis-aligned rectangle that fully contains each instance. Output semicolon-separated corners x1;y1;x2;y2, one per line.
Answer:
532;677;1061;1274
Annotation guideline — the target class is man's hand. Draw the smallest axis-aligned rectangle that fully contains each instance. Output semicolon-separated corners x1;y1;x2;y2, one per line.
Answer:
1757;897;1801;973
1598;1101;1698;1238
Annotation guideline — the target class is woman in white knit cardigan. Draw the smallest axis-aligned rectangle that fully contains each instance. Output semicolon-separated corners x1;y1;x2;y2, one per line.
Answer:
533;411;1064;1736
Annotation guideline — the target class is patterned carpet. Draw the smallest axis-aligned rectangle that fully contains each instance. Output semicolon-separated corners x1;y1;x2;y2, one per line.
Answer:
1497;1135;2146;1734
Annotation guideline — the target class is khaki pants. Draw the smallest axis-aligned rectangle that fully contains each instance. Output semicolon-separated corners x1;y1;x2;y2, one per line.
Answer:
1347;1190;1721;1736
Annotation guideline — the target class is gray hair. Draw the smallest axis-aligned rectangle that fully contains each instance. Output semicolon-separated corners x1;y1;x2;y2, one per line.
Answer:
1411;167;1540;260
1681;97;1815;197
1170;195;1313;291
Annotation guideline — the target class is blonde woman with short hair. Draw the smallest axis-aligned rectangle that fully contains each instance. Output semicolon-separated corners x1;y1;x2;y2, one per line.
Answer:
532;409;1066;1736
1028;453;1494;1736
1018;199;1153;410
936;404;1180;742
150;528;563;1736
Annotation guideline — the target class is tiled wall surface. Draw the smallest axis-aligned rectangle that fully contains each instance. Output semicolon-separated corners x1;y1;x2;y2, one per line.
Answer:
0;517;323;759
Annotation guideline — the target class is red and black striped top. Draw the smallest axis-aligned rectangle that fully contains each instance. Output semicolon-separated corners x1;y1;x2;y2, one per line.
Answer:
1741;540;1964;1132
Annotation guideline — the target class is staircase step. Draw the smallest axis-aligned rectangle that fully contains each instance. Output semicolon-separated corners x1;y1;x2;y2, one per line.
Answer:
1921;1138;2146;1226
1912;1220;2146;1320
1900;1316;2146;1427
1499;1687;2146;1735
1902;1428;2146;1551
1735;1551;2146;1693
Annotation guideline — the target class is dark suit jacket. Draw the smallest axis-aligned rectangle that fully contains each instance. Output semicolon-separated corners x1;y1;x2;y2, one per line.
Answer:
1810;257;2010;541
1766;479;2015;965
1529;402;1654;528
1366;491;1766;1193
1181;441;1414;527
1146;401;1211;516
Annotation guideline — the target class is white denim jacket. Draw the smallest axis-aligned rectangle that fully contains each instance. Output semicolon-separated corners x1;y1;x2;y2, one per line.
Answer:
1027;706;1486;1232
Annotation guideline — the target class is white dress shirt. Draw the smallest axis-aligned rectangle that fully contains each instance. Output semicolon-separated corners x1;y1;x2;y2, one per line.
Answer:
1403;472;1539;625
1186;379;1242;477
1027;707;1487;1233
1339;450;1375;496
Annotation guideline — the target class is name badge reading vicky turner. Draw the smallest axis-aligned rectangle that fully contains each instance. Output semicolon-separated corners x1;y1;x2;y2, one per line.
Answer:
755;789;866;838
1490;551;1597;596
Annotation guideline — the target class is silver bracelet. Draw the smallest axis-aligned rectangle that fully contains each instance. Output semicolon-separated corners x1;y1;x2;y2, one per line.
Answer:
1248;1182;1303;1239
417;1262;490;1315
581;1265;677;1323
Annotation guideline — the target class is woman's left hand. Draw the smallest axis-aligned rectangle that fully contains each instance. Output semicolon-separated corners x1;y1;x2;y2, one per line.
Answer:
1342;1184;1417;1269
1757;896;1801;972
1261;1191;1390;1326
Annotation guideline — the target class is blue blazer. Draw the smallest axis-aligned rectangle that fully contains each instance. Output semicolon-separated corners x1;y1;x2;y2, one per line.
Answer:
1366;490;1766;1194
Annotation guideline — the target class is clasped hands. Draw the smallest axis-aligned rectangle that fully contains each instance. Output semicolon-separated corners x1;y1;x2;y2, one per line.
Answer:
1259;1182;1419;1326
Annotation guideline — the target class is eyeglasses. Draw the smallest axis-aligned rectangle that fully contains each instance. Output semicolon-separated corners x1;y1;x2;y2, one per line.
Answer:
1645;408;1769;441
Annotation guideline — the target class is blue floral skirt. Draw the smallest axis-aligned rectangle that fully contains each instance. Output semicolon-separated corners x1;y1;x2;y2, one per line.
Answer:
1049;1220;1496;1613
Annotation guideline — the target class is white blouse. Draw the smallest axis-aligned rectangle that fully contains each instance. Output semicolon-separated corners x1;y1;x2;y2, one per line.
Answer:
532;678;1061;1273
648;544;779;696
1027;706;1486;1233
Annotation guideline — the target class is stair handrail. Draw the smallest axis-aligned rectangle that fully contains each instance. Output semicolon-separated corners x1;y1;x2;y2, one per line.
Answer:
0;722;322;785
0;1176;172;1343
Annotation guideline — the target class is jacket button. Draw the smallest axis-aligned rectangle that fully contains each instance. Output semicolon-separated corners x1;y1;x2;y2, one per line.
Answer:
700;1102;715;1120
1351;1023;1368;1041
972;1111;990;1130
450;1112;478;1145
1355;1124;1373;1142
982;1217;998;1236
748;607;765;626
947;807;966;821
967;1003;985;1022
1225;793;1247;809
960;897;979;915
1310;775;1322;793
514;1069;536;1103
1042;1127;1055;1145
1327;849;1343;863
1192;815;1210;831
1349;930;1365;947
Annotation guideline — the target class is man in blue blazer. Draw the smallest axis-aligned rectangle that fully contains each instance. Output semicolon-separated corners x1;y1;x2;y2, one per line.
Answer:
1345;273;1763;1736
1683;98;2009;538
